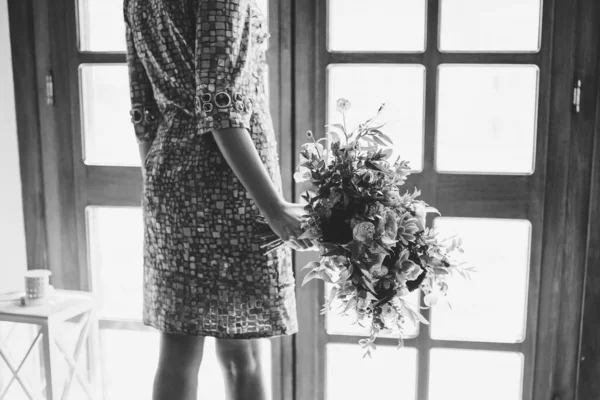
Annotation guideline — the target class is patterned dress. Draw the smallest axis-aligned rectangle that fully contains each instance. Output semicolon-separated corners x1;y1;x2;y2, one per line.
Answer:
124;0;297;338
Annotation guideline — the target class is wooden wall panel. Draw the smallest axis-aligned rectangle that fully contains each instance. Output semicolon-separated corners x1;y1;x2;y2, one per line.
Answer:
7;0;48;272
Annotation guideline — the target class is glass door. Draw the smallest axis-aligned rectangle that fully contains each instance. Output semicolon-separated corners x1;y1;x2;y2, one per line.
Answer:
295;1;554;399
50;0;278;398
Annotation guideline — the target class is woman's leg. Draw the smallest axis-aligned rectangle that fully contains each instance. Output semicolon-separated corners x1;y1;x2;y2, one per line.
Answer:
215;338;271;400
152;332;205;400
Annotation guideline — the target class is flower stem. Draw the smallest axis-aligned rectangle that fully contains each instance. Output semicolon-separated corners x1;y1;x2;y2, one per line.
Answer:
342;113;349;144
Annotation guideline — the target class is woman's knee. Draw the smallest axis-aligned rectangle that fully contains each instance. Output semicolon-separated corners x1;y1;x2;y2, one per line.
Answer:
214;338;268;378
157;332;205;376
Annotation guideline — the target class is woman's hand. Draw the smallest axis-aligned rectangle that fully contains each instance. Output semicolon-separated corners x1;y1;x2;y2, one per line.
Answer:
264;201;315;251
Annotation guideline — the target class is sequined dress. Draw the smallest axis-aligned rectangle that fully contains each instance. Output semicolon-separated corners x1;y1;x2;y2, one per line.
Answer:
124;0;297;338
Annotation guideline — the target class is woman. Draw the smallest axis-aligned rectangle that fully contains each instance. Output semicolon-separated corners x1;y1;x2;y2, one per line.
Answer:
124;1;310;399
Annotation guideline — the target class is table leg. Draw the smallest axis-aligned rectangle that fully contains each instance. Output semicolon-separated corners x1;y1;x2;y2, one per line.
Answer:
87;309;103;400
0;326;41;400
42;323;60;400
55;312;94;400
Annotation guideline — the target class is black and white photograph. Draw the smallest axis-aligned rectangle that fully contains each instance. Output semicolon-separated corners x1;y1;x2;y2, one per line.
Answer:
0;0;599;399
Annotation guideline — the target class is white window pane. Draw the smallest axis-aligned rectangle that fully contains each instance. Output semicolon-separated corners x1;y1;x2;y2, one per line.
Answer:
80;65;140;167
87;207;143;320
430;218;531;343
328;0;426;52
326;283;420;338
78;0;126;52
436;65;538;174
101;331;231;400
255;0;268;17
327;344;417;400
100;329;158;400
328;65;425;171
439;0;542;52
198;340;224;400
429;349;524;400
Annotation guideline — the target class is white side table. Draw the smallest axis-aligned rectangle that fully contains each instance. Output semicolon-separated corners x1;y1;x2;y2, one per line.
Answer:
0;290;100;400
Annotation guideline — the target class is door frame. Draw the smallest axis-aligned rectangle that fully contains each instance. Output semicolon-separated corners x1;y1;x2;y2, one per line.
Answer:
8;0;296;399
8;0;600;399
290;0;600;399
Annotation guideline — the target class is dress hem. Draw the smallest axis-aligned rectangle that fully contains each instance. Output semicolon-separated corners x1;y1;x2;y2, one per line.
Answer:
143;319;298;340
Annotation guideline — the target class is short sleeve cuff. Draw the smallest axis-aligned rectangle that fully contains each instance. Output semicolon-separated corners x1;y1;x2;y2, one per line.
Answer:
195;89;254;135
130;104;160;143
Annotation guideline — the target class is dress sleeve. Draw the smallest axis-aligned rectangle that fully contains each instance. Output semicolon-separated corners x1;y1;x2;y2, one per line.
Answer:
195;0;256;135
125;18;160;143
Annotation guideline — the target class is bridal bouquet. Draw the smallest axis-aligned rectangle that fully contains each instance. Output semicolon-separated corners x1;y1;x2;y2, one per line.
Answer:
258;99;473;356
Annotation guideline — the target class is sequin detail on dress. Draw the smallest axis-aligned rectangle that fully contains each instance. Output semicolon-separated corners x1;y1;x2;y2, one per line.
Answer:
124;0;297;338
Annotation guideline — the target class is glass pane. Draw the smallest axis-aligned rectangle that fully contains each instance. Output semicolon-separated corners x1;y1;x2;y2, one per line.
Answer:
429;349;524;400
100;329;158;400
327;344;417;400
436;65;538;174
80;65;140;167
101;331;231;400
87;207;143;320
326;284;420;338
430;218;531;343
328;0;426;52
255;0;268;16
439;0;542;52
78;0;126;52
328;65;425;171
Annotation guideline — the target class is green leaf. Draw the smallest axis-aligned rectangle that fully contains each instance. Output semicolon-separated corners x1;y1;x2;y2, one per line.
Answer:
433;267;449;275
378;132;394;144
344;297;358;313
322;248;347;257
372;136;388;146
301;261;320;271
381;236;397;246
361;136;377;145
362;276;376;293
319;269;335;284
302;270;320;286
380;148;393;159
329;123;346;133
327;131;341;143
298;229;319;240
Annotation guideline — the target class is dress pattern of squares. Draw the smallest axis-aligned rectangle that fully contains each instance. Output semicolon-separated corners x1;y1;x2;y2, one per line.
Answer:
124;0;297;338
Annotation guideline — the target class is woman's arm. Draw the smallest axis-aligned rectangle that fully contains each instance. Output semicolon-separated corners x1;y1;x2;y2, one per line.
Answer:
212;128;283;217
194;2;311;249
212;128;311;249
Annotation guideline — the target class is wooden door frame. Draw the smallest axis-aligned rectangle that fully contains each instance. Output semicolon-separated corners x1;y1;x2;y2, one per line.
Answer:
575;2;600;396
291;0;600;399
8;0;296;399
8;0;599;399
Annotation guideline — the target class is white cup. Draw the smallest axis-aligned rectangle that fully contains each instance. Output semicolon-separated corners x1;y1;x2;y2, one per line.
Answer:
24;269;52;299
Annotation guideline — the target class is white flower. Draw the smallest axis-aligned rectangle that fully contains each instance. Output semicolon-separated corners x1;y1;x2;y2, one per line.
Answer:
382;186;401;206
403;261;421;281
353;222;375;242
357;297;370;314
424;291;440;306
336;98;351;113
293;167;311;183
397;285;410;297
413;202;440;231
381;304;397;327
300;142;324;161
370;264;389;278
